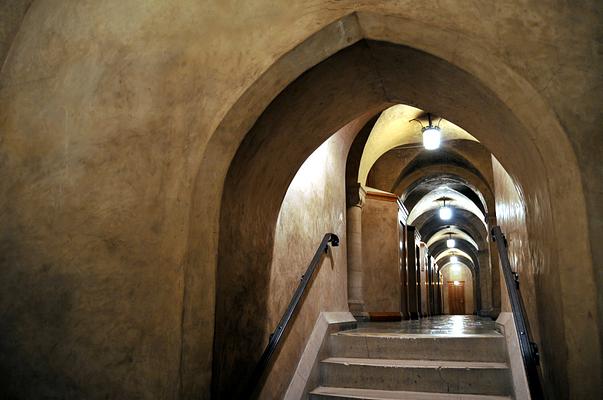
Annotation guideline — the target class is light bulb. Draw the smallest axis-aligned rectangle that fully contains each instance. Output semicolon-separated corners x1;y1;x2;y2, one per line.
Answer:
450;255;458;263
439;206;452;220
447;238;456;248
422;127;441;150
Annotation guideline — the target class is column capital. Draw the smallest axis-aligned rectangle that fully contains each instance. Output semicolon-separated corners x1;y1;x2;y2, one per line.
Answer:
346;182;366;208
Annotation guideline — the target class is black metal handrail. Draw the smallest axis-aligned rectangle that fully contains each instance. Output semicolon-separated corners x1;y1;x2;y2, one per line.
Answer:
491;226;543;399
245;233;340;399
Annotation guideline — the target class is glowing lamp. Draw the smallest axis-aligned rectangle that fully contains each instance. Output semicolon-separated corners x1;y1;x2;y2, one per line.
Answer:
439;205;452;220
410;112;443;151
422;127;441;150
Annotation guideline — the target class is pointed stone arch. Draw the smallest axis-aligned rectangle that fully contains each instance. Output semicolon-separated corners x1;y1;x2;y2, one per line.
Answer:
182;12;598;398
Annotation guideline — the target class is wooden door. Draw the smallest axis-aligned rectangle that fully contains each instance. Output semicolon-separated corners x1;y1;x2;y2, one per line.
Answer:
448;281;465;315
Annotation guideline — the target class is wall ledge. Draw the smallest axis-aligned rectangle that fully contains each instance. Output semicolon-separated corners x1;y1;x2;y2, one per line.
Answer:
282;312;356;400
496;312;531;400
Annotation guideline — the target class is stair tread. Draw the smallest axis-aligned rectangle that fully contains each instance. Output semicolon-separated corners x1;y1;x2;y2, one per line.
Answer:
332;332;503;339
310;386;512;400
321;357;508;369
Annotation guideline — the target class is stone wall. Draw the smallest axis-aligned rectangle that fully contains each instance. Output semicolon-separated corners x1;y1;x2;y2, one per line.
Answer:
260;129;351;399
0;2;600;398
492;157;557;397
361;193;401;313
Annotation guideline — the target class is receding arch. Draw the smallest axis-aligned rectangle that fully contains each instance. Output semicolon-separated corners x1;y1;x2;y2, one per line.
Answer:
403;176;488;216
407;187;486;228
439;263;477;314
182;12;598;398
428;227;479;250
431;240;481;313
365;146;495;215
435;251;474;268
416;210;487;241
398;167;493;214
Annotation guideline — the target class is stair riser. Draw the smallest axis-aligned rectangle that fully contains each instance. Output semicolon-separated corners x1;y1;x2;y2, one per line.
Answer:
329;335;507;363
321;363;512;396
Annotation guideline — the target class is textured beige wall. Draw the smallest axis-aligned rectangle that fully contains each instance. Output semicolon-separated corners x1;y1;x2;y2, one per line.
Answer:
0;1;600;399
0;1;33;65
260;129;351;399
361;194;401;313
492;157;557;396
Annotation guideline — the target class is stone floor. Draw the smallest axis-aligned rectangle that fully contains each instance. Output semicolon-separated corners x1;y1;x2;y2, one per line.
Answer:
339;315;500;337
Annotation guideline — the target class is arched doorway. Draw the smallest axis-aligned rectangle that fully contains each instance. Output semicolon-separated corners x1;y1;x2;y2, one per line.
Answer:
184;13;598;399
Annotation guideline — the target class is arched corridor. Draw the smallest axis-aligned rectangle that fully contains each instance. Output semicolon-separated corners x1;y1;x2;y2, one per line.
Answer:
1;2;601;399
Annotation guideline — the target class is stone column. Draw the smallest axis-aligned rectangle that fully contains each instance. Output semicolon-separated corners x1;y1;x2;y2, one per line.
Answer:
406;226;420;320
478;249;493;316
346;184;367;318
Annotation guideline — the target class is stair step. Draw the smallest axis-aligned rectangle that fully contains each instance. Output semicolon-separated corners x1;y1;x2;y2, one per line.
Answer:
309;386;512;400
320;357;512;396
330;332;507;362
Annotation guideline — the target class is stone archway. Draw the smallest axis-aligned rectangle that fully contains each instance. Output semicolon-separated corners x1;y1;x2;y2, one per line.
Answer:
184;13;598;399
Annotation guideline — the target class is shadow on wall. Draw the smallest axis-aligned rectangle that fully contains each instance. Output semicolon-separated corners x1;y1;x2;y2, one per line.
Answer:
258;128;353;399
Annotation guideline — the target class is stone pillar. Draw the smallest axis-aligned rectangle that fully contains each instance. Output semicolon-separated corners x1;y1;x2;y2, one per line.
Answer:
478;249;493;316
346;184;367;318
406;226;420;320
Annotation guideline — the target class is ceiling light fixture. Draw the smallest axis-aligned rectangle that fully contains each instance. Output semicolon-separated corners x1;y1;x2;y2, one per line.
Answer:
410;112;442;150
446;232;456;248
439;198;453;220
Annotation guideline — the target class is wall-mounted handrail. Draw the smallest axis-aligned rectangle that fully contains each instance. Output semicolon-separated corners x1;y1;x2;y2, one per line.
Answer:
491;226;543;399
245;232;340;399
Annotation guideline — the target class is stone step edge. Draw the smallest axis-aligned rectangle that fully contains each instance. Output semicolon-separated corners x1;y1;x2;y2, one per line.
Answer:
310;386;512;400
321;357;509;369
331;332;504;339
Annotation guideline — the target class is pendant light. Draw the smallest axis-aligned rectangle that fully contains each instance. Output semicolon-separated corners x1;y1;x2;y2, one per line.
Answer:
439;198;452;220
446;232;455;248
409;112;442;150
422;113;441;150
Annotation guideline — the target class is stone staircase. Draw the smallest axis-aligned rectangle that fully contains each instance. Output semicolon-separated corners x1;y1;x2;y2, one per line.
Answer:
308;326;514;399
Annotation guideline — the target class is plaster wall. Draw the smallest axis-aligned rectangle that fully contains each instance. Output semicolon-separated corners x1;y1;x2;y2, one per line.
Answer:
361;194;401;313
441;265;474;315
0;1;600;399
261;130;350;399
492;157;553;395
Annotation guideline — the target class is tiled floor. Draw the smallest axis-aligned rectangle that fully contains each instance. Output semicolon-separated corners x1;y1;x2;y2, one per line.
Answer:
339;315;500;337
